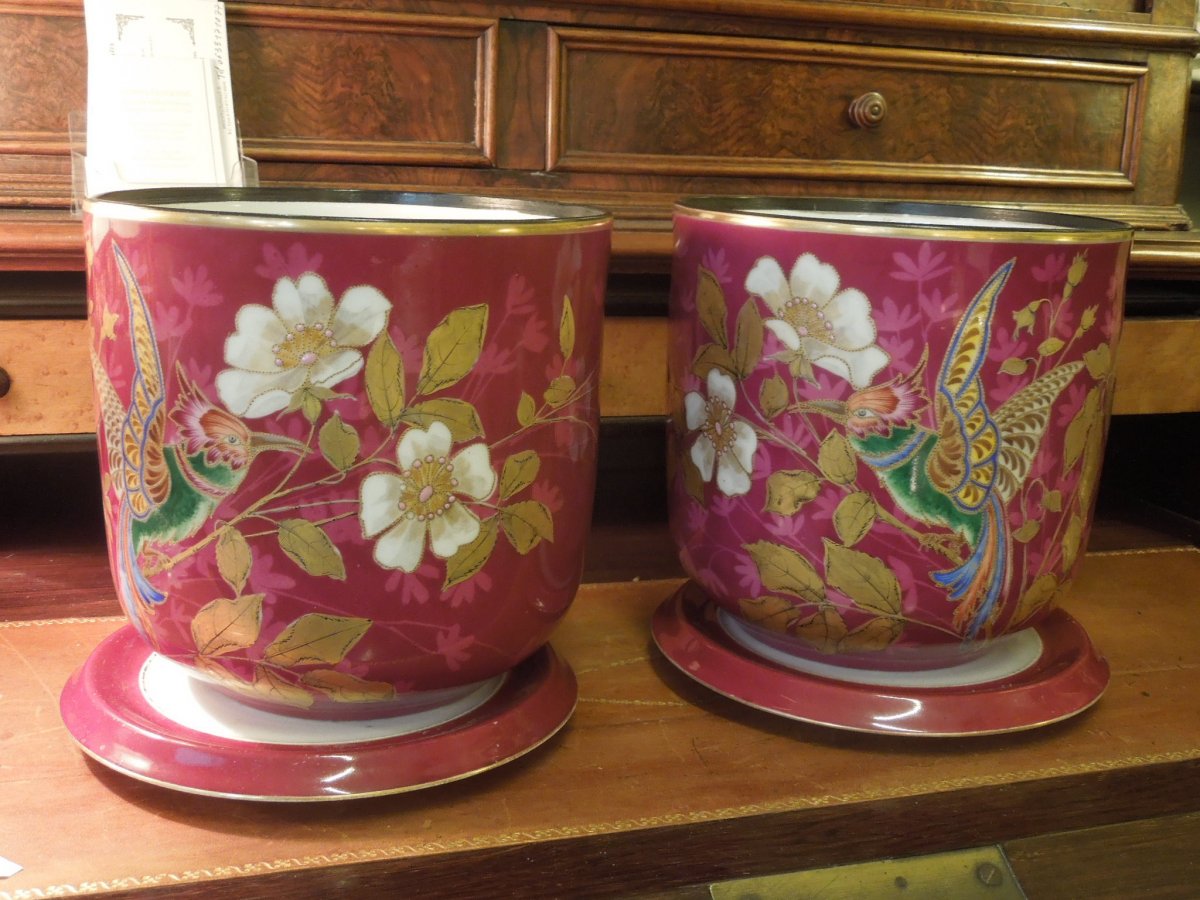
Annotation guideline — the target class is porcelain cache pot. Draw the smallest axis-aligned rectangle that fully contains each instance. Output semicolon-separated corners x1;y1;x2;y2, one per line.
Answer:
81;188;611;720
665;197;1131;686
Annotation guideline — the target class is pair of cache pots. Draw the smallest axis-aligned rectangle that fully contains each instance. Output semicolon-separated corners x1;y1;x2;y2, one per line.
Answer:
62;189;1129;799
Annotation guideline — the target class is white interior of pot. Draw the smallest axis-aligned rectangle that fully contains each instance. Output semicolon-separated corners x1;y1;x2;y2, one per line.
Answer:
161;200;552;221
753;207;1072;230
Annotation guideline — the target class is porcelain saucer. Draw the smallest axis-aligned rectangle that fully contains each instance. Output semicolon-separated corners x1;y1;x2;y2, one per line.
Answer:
651;582;1109;736
60;625;577;800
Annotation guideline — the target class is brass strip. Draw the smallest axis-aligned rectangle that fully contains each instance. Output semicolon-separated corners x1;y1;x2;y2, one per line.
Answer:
710;846;1027;899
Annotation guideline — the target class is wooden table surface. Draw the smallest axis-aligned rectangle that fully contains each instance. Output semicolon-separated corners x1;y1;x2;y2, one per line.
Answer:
1;544;1199;899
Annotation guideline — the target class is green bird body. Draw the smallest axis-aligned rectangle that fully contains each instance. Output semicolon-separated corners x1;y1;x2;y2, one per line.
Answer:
806;261;1082;636
849;424;986;553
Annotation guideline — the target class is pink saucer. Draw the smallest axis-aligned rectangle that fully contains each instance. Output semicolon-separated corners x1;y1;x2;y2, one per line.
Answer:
60;625;577;800
651;582;1109;737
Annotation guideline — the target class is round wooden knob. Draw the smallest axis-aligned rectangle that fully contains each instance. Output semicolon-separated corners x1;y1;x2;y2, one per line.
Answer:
0;367;10;398
848;92;887;129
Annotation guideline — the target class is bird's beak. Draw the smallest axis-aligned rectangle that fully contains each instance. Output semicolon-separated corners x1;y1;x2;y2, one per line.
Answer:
250;432;307;455
795;399;849;423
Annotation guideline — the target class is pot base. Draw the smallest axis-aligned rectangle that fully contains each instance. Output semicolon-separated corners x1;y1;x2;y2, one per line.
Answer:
60;625;577;800
651;582;1109;736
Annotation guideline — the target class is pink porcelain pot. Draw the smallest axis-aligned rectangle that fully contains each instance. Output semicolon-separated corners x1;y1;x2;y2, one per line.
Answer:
82;188;610;719
667;198;1131;674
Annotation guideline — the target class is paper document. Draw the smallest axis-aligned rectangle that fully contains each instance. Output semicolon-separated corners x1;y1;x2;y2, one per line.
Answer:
83;0;244;196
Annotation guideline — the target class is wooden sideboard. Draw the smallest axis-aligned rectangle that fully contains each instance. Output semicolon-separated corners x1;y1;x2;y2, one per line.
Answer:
2;1;1200;897
3;0;1200;231
3;0;1200;445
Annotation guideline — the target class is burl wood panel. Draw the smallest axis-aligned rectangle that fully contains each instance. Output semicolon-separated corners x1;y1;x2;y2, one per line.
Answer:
0;6;86;207
228;6;497;166
0;319;93;436
549;27;1145;188
0;549;1198;898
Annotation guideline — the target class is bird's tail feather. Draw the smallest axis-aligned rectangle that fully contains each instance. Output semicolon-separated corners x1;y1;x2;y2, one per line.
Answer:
115;504;166;640
934;495;1008;638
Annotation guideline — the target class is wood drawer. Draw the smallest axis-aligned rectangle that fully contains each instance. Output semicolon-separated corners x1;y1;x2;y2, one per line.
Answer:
549;27;1145;191
0;319;93;436
228;6;498;168
2;316;1196;438
0;4;499;208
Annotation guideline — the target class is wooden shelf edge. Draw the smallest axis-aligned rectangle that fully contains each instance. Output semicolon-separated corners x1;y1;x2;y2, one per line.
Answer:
3;546;1200;899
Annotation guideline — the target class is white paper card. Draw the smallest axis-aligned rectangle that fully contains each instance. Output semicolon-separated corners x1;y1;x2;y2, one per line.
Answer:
84;0;243;196
0;856;22;878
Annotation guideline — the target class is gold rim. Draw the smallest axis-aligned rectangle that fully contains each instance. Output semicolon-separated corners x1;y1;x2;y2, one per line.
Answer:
85;187;612;236
675;196;1134;244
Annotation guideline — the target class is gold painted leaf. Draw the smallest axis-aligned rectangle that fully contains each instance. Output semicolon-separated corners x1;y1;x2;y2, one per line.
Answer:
544;374;576;409
1079;413;1106;509
1014;573;1063;625
794;607;848;655
500;500;554;554
764;470;821;516
264;614;372;668
300;392;323;424
823;539;902;616
1067;252;1089;287
1043;490;1064;513
318;413;360;471
191;593;264;657
692;343;735;380
444;515;499;589
417;304;488;395
759;374;788;420
193;654;250;691
744;540;825;604
999;357;1029;376
1083;344;1111;380
252;666;314;708
500;450;540;500
400;398;484;442
1013;303;1039;337
559;295;576;360
818;432;858;485
277;519;346;580
1062;514;1084;574
517;391;537;427
1064;387;1101;471
215;527;253;595
365;333;406;427
301;669;397;703
838;616;903;653
732;300;763;379
1076;305;1097;337
738;595;801;634
1038;337;1066;357
696;266;728;349
833;492;876;547
1012;519;1041;543
682;450;706;504
787;351;816;383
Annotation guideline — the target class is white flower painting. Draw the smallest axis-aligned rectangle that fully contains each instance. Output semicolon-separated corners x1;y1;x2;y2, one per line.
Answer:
359;422;497;573
746;253;889;388
216;273;391;418
684;368;757;496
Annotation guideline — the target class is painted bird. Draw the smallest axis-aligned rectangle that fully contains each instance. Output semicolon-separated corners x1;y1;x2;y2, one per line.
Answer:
803;260;1081;638
91;244;303;634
